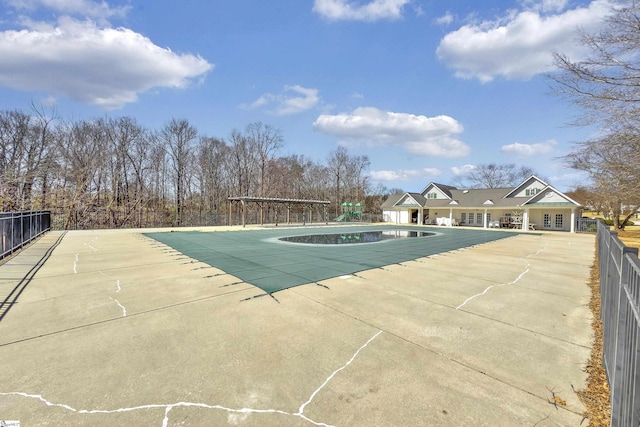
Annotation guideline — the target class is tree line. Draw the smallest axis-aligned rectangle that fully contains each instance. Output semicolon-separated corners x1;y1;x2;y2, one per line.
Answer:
0;106;387;229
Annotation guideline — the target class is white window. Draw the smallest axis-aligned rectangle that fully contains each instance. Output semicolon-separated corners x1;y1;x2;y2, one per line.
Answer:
476;213;483;224
461;213;466;223
555;214;563;229
487;213;492;222
544;214;551;228
468;213;474;224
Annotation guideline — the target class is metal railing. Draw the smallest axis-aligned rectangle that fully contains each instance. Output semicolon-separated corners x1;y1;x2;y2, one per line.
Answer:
577;217;599;233
598;221;640;427
1;211;51;260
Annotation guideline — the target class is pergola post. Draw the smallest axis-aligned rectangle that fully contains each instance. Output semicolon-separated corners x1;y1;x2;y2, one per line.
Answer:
227;197;331;227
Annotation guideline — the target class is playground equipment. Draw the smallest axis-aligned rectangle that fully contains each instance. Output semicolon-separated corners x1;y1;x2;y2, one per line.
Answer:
337;202;363;222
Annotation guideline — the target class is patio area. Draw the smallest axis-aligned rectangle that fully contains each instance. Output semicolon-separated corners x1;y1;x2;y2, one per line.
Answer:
0;225;595;426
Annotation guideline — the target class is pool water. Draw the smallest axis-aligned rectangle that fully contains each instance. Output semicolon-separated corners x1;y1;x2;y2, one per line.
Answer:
279;230;435;245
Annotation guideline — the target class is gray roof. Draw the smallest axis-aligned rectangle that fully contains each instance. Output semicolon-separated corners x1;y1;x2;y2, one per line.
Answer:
383;176;581;211
449;187;516;208
380;193;405;208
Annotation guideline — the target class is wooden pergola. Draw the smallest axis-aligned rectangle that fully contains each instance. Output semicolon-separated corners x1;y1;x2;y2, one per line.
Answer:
227;196;331;227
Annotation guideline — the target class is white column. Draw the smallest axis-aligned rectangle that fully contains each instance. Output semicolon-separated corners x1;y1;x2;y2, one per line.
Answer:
449;209;453;226
523;209;530;231
484;209;488;228
570;209;576;233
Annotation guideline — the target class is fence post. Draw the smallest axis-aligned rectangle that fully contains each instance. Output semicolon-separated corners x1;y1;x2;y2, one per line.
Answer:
610;245;639;427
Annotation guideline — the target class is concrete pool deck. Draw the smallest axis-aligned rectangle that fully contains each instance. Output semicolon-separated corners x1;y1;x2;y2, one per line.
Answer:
0;225;595;426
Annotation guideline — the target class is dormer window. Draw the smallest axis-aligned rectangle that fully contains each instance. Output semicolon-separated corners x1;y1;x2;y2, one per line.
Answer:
426;192;437;199
525;188;540;196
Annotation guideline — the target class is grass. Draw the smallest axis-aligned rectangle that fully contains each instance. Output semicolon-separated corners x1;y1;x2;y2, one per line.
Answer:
615;225;640;249
582;211;640;249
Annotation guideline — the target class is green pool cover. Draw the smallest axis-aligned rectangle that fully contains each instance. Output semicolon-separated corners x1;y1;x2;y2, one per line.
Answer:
144;225;516;294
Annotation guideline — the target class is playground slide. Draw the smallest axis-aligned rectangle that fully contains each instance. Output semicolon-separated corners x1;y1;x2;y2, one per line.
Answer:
335;214;345;222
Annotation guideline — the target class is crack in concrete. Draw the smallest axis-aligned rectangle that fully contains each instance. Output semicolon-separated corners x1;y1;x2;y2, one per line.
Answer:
97;259;127;318
108;296;127;317
0;330;382;426
456;243;548;310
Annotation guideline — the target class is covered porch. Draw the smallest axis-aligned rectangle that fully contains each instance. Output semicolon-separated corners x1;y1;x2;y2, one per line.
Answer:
422;206;581;232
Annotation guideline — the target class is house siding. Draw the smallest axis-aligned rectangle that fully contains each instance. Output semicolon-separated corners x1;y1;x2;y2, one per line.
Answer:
381;175;581;232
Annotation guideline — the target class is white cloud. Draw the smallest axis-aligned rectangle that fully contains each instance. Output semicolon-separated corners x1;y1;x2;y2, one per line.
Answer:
451;164;477;175
436;0;611;82
0;18;212;109
278;85;320;115
0;3;213;109
313;106;469;157
6;0;130;20
312;0;411;22
520;0;568;13
370;168;440;182
435;12;454;26
245;85;320;115
501;139;556;156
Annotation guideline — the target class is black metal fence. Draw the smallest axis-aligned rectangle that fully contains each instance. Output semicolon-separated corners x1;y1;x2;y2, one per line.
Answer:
1;211;51;260
577;217;599;233
597;220;640;426
51;209;386;230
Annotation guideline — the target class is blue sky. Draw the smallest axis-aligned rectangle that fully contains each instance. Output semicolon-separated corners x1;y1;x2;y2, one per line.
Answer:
0;0;612;192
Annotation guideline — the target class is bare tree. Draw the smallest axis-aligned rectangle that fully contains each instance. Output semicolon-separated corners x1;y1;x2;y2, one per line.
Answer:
148;137;170;226
161;118;198;226
197;136;230;213
228;129;256;197
565;133;640;228
57;119;108;228
103;116;150;227
344;153;370;203
551;2;640;133
29;103;59;211
327;147;371;215
304;160;330;202
245;122;283;196
454;163;535;189
327;146;349;216
551;2;640;228
0;110;31;210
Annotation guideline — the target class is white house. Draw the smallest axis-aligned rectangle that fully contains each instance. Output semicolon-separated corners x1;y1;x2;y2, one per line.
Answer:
381;175;582;232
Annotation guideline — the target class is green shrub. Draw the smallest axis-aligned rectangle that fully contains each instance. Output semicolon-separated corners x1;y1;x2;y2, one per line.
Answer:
599;218;634;227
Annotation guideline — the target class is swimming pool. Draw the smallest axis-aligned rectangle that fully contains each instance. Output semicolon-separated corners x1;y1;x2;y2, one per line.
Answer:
145;225;516;294
279;230;435;244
